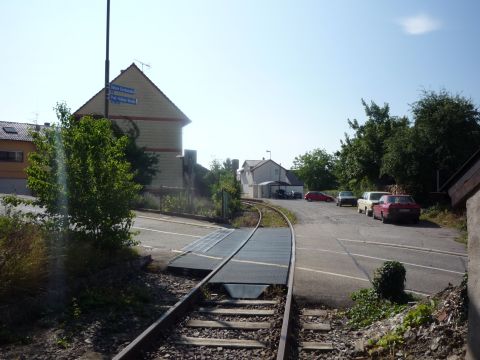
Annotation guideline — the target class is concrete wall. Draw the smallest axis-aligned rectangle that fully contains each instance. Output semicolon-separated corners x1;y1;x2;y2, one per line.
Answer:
240;169;253;197
467;190;480;360
0;178;30;195
145;152;184;189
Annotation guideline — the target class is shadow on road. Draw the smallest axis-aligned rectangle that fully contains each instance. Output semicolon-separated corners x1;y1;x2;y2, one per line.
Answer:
389;219;440;228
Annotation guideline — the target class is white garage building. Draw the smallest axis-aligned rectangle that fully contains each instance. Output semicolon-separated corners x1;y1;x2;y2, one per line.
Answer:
239;159;304;198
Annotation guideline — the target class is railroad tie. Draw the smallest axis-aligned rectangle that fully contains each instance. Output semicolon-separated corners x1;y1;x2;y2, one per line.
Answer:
301;322;331;331
302;309;328;316
174;336;267;349
299;308;334;352
203;299;278;306
187;319;272;330
197;307;275;316
299;342;334;351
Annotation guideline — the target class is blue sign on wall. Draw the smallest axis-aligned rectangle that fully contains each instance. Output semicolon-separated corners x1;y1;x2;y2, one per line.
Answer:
110;94;137;105
110;83;135;95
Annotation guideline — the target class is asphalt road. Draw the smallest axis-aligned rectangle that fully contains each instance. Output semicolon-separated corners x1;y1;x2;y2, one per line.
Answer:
133;211;222;269
268;199;467;307
3;195;466;308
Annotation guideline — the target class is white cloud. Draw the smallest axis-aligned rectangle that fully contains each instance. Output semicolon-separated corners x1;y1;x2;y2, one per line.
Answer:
398;14;442;35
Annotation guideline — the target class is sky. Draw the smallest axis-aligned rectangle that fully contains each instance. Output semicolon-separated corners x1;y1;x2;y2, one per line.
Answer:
1;1;480;169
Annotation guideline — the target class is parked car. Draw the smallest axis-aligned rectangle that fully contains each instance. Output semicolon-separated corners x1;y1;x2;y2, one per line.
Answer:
304;191;334;202
357;191;391;216
291;191;303;199
372;195;421;224
336;191;357;207
274;189;287;199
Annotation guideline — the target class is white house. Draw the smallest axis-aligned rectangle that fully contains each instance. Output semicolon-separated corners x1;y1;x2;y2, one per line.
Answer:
239;159;304;198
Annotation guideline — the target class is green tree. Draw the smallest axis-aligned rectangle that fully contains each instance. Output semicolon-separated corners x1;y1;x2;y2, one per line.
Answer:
381;90;480;198
334;100;409;193
380;126;422;193
207;159;241;218
111;121;158;188
292;148;336;190
411;89;480;191
27;103;141;248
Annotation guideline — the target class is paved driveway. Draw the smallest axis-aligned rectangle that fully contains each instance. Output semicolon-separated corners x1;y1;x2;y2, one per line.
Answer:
268;199;467;308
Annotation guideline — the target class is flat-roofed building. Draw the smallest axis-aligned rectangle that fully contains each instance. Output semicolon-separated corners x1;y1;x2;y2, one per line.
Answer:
75;63;191;191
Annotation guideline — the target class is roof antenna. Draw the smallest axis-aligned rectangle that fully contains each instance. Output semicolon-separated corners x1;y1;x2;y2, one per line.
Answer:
135;59;151;72
29;112;39;125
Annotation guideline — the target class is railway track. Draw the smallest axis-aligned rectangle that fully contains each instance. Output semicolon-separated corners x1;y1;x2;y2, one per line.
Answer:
113;202;334;359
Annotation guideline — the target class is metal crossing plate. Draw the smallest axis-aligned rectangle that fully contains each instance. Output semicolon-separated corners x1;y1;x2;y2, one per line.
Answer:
181;228;234;253
168;227;291;286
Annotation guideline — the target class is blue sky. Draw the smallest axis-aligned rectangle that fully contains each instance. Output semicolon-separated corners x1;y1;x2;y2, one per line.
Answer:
1;1;479;168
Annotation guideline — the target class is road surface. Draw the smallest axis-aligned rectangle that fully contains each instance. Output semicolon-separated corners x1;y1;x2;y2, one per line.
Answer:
268;199;467;307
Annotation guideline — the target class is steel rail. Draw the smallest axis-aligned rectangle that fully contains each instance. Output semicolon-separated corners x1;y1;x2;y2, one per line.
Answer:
243;201;296;359
113;202;262;360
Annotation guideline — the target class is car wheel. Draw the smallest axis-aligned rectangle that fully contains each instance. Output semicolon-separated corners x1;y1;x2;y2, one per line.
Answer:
381;213;388;224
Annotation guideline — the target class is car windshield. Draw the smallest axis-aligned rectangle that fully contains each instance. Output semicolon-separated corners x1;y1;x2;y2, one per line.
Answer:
370;192;386;200
387;196;415;204
340;191;353;196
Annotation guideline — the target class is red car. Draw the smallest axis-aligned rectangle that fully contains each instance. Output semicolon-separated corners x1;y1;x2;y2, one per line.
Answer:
304;191;334;202
372;195;421;224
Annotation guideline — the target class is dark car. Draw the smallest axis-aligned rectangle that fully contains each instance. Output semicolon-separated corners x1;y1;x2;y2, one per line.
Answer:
291;191;303;199
274;189;287;199
372;194;421;224
304;191;334;202
336;191;357;207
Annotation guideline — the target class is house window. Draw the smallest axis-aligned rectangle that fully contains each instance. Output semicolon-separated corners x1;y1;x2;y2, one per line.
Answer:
0;150;23;162
274;169;279;175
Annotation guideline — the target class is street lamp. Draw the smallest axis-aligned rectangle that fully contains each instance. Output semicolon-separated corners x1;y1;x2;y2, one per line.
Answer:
266;150;271;160
104;0;110;119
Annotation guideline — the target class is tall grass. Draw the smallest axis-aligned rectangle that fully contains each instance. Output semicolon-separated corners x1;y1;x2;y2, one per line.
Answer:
0;215;47;301
136;192;216;217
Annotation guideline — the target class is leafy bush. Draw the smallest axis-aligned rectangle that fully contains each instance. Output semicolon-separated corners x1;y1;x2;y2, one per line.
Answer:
346;288;406;329
372;261;406;301
401;303;434;328
27;103;141;249
376;332;404;349
0;215;47;300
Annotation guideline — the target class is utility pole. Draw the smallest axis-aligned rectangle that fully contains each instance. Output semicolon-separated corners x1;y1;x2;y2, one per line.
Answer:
104;0;110;119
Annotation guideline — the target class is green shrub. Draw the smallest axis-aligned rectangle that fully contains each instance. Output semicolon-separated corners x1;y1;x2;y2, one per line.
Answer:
0;215;47;300
401;303;434;329
346;288;407;329
372;261;406;301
